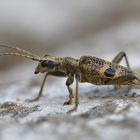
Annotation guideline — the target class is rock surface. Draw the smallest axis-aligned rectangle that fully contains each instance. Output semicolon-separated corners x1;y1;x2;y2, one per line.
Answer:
0;1;140;140
0;79;140;140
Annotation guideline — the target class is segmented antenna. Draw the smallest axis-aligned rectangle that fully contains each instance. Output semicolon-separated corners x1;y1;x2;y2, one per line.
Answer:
0;44;45;61
0;53;41;61
0;44;38;57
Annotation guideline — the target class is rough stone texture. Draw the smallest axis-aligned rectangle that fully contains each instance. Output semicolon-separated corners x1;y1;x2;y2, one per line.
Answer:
1;1;140;140
0;79;140;140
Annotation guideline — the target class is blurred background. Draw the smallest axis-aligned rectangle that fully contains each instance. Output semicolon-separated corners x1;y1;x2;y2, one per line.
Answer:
0;0;140;84
1;1;140;140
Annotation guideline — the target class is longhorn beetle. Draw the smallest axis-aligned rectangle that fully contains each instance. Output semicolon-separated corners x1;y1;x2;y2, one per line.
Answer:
0;44;140;113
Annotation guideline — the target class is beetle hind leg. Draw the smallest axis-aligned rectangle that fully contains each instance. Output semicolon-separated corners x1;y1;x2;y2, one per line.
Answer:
107;74;140;97
112;51;131;69
112;51;131;91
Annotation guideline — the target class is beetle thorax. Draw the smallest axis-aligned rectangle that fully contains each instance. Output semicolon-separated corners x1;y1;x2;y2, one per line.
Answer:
34;56;78;76
60;57;79;76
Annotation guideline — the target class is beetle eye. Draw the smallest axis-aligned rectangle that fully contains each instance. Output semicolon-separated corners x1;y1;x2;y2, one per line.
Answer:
41;60;56;68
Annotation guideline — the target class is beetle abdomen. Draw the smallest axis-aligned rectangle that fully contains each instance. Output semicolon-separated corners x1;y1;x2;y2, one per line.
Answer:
104;67;116;77
78;56;106;84
78;56;133;85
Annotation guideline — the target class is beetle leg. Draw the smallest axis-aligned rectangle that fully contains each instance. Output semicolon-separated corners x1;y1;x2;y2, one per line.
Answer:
64;76;74;105
106;75;137;85
112;52;131;90
67;75;79;113
112;51;131;69
27;73;48;102
107;75;139;97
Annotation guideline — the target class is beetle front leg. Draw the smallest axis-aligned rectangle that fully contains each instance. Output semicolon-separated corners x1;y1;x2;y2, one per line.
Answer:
27;73;48;102
67;75;79;113
64;76;74;105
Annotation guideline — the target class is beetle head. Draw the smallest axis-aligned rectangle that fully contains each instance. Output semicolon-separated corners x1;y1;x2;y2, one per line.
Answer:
34;55;61;74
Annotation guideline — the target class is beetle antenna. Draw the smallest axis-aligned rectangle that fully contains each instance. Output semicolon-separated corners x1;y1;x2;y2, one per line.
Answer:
0;52;42;61
0;44;39;58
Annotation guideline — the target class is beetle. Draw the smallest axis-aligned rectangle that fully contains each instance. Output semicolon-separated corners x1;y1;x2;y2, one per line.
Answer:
0;44;140;113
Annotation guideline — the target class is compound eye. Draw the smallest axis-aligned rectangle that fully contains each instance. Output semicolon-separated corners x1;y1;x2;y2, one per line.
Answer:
41;60;56;68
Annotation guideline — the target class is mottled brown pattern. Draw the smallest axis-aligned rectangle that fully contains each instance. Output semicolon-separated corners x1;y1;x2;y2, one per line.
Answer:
78;56;134;85
1;44;140;113
61;57;78;76
33;54;139;87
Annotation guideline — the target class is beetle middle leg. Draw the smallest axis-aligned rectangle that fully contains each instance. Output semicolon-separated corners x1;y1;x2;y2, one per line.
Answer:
67;75;79;113
64;76;74;105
